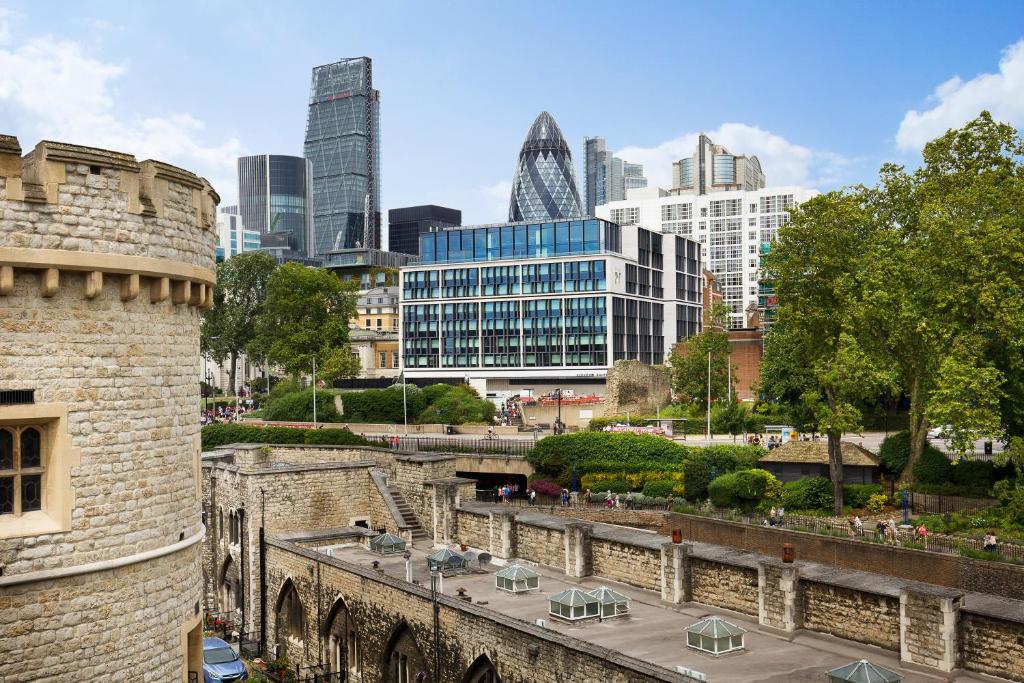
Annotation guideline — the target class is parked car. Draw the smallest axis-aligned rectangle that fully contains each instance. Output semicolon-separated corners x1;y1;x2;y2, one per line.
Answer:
927;425;953;440
203;637;247;683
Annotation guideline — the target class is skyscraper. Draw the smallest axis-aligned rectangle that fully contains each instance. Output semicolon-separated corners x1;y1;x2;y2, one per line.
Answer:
509;111;582;222
672;134;765;195
237;154;313;255
304;57;381;255
388;204;462;256
581;136;646;215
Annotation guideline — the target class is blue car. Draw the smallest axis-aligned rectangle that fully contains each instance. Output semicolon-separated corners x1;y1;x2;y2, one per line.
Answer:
203;637;248;682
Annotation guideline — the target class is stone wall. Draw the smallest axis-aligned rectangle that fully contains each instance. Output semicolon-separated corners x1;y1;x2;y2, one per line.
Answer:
456;509;491;551
802;581;900;650
591;539;661;591
689;558;759;616
514;520;565;567
667;511;1024;600
0;137;217;681
604;359;672;414
962;612;1024;681
264;539;694;683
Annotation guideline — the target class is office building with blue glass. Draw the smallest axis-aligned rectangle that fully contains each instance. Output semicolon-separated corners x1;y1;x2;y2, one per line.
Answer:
399;218;702;397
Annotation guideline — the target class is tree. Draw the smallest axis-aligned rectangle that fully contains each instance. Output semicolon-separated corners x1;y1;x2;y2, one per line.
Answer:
250;263;361;381
200;251;278;396
670;302;733;409
861;112;1024;474
761;189;895;514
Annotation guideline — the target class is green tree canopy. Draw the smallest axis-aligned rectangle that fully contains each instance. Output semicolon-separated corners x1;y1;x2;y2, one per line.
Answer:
861;112;1024;473
670;302;733;410
200;251;278;395
250;262;360;380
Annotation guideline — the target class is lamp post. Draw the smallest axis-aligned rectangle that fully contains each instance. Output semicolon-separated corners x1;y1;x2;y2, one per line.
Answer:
205;369;215;415
555;388;562;435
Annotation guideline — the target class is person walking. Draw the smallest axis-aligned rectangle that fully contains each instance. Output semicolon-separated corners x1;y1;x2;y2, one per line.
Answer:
984;531;998;553
777;506;785;526
666;493;674;511
854;515;863;536
916;522;928;550
529;489;536;506
625;492;634;510
584;488;592;508
769;506;777;526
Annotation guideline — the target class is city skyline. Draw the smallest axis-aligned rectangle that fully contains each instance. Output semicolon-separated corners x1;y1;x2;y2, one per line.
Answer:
0;2;1022;228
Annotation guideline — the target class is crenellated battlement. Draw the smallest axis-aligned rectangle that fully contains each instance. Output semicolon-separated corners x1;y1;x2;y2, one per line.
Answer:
0;134;219;308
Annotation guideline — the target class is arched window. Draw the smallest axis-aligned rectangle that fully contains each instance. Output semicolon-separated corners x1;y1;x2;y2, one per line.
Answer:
275;579;306;660
0;426;45;516
464;655;500;683
382;622;429;683
218;507;224;539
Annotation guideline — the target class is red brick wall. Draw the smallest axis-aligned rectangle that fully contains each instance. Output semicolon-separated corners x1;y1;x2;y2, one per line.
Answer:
728;330;762;401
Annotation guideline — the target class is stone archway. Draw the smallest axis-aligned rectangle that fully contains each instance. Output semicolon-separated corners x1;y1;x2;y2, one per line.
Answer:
381;621;430;683
218;555;240;615
322;597;358;676
463;654;500;683
275;578;305;661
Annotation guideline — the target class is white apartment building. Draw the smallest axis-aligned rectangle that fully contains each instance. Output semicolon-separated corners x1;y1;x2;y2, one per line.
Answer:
597;185;817;329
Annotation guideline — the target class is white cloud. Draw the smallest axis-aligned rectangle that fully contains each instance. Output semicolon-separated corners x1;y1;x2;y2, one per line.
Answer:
897;39;1024;150
615;122;851;191
0;31;242;202
466;179;511;223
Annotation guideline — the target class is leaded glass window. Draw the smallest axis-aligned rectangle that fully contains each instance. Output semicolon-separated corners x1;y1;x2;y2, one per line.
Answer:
0;426;46;516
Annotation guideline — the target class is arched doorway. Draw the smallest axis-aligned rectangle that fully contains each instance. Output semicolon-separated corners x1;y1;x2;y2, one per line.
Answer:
382;621;430;683
275;578;305;661
218;556;239;613
323;597;361;677
464;654;500;683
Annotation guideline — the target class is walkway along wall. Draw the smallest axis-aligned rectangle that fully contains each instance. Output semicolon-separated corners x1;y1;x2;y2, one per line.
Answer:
264;538;695;683
454;506;1024;681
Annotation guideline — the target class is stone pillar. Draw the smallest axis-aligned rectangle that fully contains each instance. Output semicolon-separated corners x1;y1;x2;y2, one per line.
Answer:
491;510;517;559
900;586;962;672
563;522;593;579
431;483;458;545
758;559;802;633
660;542;691;604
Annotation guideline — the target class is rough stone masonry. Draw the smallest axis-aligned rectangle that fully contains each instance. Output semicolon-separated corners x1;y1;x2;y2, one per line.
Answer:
0;136;218;682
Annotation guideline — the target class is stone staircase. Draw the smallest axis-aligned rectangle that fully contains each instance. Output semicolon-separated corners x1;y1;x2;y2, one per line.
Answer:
388;486;429;542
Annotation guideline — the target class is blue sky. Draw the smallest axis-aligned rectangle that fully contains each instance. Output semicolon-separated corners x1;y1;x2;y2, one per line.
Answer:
1;1;1023;232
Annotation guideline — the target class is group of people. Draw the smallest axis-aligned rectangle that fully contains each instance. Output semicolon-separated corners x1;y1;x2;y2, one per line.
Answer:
746;433;821;448
495;483;520;503
761;506;786;526
201;404;247;425
493;399;522;427
867;518;929;548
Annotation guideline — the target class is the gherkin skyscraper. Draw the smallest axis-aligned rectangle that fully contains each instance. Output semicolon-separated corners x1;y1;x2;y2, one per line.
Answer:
509;111;582;222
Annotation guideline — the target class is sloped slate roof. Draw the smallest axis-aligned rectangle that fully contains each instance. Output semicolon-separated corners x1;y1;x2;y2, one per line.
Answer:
759;441;880;467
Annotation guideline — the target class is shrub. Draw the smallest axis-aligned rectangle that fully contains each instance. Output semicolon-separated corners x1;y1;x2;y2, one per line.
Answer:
528;478;562;497
733;469;781;506
782;477;834;511
200;423;370;450
417;385;494;425
843;483;883;509
878;431;911;474
527;432;695;484
262;388;341;423
708;472;740;508
866;493;889;513
587;415;648;431
642;479;677;498
682;445;764;502
601;478;631;494
913;447;953;485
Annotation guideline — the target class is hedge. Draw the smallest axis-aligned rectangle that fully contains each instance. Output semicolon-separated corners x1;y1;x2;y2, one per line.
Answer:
682;445;765;502
878;431;912;473
843;483;883;509
708;469;779;511
782;477;834;511
527;432;696;484
262;388;341;423
641;479;678;498
201;423;371;451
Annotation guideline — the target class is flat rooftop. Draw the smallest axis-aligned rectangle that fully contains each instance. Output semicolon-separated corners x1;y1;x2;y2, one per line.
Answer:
313;540;994;683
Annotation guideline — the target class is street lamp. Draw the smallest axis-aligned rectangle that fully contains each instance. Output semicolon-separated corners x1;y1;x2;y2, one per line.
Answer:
555;388;563;435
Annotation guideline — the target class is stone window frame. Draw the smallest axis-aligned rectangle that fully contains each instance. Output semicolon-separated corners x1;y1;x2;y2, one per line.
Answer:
0;403;80;539
0;425;45;516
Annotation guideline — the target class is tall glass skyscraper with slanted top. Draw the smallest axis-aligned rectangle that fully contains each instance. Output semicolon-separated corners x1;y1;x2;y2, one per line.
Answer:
304;57;381;255
509;112;582;222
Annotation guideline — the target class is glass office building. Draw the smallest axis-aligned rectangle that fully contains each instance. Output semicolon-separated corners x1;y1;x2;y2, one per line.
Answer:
237;154;312;256
509;112;582;222
304;57;381;255
400;218;702;391
388;205;462;256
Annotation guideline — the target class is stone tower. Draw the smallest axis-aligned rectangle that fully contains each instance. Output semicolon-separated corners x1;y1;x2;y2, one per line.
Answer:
0;136;217;681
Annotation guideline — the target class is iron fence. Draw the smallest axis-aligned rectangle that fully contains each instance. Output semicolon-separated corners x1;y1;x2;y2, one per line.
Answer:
909;492;1000;515
369;435;533;457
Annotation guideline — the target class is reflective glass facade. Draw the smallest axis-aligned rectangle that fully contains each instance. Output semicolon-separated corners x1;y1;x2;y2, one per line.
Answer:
509;112;582;222
238;154;312;255
305;57;381;254
419;219;620;264
388;205;461;256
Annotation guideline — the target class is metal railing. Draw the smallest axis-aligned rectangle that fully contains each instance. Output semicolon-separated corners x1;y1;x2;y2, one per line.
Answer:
909;492;1000;515
367;435;533;457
